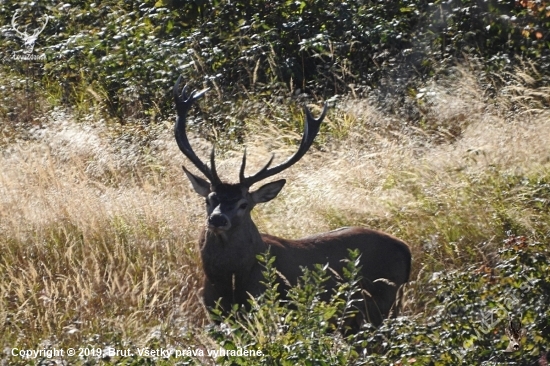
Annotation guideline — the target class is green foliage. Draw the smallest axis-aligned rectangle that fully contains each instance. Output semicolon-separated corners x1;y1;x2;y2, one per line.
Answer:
363;235;550;365
428;0;550;71
208;250;366;365
1;0;548;122
206;237;550;365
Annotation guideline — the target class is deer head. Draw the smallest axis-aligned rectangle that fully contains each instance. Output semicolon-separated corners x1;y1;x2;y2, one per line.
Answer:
11;9;48;54
173;76;328;232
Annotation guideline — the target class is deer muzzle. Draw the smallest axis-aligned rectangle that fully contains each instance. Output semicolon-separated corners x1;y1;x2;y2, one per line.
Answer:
208;213;231;230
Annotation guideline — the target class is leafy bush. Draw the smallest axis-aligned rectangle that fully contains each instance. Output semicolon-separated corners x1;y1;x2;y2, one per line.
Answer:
1;0;548;121
207;250;364;365
363;235;549;365
207;236;549;365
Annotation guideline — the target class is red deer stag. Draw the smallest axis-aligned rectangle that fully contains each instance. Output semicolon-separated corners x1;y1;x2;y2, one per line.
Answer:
174;77;411;329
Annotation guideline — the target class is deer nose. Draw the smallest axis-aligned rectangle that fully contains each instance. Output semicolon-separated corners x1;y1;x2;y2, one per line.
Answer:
208;214;230;229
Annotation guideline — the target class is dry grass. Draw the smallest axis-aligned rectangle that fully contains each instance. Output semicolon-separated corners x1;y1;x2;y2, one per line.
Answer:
0;113;208;351
1;67;549;356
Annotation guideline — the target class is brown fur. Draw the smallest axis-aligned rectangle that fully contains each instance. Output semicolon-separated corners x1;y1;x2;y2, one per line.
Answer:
193;181;411;330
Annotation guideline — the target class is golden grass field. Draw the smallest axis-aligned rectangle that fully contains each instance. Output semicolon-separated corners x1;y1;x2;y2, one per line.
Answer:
1;66;549;362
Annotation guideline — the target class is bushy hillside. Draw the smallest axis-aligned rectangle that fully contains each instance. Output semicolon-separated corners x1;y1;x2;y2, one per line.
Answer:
1;0;549;121
1;0;549;365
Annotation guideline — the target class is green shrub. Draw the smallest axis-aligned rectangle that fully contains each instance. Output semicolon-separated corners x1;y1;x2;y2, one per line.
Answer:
208;250;365;365
1;0;548;121
207;236;549;365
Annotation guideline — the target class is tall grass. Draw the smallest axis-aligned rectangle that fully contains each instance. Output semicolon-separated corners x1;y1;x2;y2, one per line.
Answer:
1;66;549;362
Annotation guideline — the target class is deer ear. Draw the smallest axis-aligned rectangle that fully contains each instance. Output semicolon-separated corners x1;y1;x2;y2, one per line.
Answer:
182;166;211;197
251;179;286;204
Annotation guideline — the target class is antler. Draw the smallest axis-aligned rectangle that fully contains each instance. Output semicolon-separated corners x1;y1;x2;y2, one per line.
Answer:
11;10;48;40
239;103;328;187
11;10;26;38
173;76;221;186
33;14;48;38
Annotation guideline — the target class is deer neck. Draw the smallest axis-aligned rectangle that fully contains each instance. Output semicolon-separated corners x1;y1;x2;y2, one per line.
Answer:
199;217;266;283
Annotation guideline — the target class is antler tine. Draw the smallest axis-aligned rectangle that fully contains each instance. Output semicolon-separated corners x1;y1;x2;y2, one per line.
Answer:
11;10;26;38
209;146;220;185
239;147;247;183
239;150;275;185
34;14;49;36
173;76;220;186
240;102;328;187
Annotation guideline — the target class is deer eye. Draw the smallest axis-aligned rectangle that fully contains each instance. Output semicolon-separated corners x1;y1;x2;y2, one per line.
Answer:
239;202;248;210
